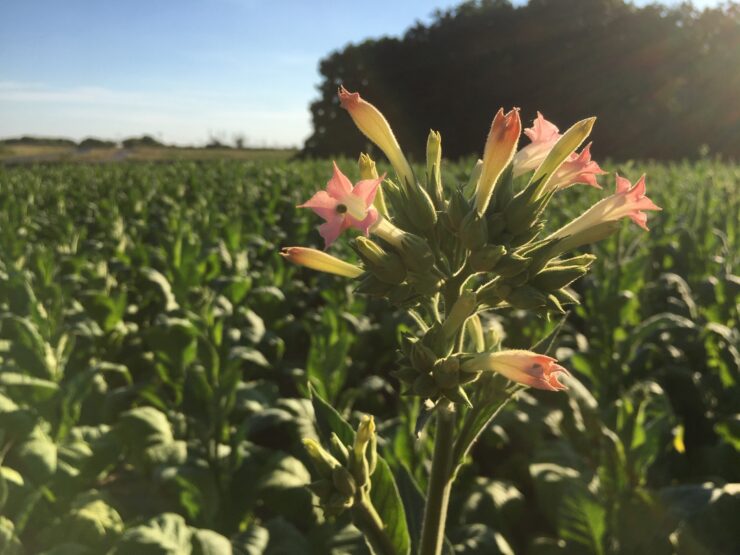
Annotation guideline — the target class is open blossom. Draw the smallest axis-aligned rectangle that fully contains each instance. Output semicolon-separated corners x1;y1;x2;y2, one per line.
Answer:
550;174;661;244
338;87;415;187
513;112;561;176
514;113;604;190
462;350;570;391
475;108;521;214
280;247;363;278
299;162;383;248
549;143;606;191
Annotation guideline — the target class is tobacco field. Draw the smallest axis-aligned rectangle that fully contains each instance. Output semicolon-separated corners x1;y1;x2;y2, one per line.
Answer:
0;158;738;554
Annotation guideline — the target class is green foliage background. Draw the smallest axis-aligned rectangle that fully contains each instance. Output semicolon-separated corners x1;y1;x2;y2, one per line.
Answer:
0;158;738;554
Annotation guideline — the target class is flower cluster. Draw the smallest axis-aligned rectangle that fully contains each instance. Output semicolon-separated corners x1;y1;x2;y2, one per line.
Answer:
282;87;660;399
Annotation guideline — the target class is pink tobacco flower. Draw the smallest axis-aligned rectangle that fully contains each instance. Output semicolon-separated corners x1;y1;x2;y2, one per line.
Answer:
550;143;606;191
299;162;383;248
476;107;522;214
513;112;561;176
550;173;661;243
280;247;363;278
338;86;415;187
462;349;570;391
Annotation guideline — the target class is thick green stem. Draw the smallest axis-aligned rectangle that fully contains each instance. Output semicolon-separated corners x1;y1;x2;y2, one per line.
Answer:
352;493;398;555
419;401;456;555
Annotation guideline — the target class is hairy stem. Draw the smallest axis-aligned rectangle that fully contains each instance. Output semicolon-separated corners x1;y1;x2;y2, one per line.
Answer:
352;492;399;555
419;400;456;555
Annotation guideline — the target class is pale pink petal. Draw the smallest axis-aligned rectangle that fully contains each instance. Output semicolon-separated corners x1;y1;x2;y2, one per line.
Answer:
627;211;649;231
615;174;632;194
298;191;339;221
346;207;379;236
524;112;560;144
318;217;348;249
352;176;384;208
327;162;353;199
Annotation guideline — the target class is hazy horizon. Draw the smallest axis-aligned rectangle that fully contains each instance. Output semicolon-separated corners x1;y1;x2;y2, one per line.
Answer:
0;0;729;148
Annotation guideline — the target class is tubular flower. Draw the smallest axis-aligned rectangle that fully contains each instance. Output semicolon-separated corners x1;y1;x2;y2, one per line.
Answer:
550;173;661;242
476;108;521;215
549;143;606;191
338;87;415;187
461;350;570;391
280;247;363;278
513;112;561;176
299;162;383;248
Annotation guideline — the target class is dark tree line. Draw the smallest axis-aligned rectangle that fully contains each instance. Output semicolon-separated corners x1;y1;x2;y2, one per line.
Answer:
304;0;740;161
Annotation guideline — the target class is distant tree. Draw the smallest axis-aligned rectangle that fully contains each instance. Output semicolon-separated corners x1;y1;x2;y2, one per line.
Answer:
121;135;165;148
0;136;77;147
304;0;740;161
78;137;117;149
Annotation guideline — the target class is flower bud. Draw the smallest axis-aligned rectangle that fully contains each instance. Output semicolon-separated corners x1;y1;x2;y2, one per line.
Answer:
329;432;349;465
355;274;394;297
308;479;334;499
476;108;521;215
426;130;444;208
445;189;470;232
506;285;548;309
373;219;435;273
358;153;388;217
529;265;590;292
392;366;420;385
281;247;363;278
433;357;460;389
493;253;530;278
353;237;406;285
339;87;415;188
303;438;341;479
411;342;437;372
332;466;357;498
444;385;473;408
441;291;477;340
469;244;507;273
413;374;439;398
401;179;438;233
459;211;488;250
530;117;595;199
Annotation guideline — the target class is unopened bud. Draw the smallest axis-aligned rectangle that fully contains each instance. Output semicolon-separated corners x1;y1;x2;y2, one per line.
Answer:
329;433;349;465
355;274;394;297
392;366;420;384
354;237;406;284
530;117;596;199
494;253;530;278
303;438;341;479
459;211;488;250
506;285;548;309
358;153;388;217
402;181;438;232
444;385;473;408
529;265;589;291
308;479;334;500
433;357;460;389
426;130;444;208
469;244;507;272
441;291;477;340
444;189;470;232
332;466;357;498
373;219;435;273
413;374;439;398
411;342;437;372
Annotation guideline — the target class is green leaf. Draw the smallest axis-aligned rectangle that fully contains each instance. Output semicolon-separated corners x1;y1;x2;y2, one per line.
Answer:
191;529;233;555
11;426;57;484
0;516;23;555
558;491;606;555
111;513;192;555
309;386;410;555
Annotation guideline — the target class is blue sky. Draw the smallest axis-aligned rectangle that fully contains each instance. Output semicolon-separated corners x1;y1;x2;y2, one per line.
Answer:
0;0;728;147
